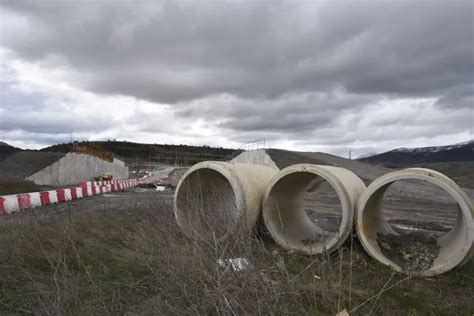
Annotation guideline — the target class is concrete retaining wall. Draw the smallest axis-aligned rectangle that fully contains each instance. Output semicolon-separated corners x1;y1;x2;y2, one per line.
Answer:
27;153;129;186
231;149;278;169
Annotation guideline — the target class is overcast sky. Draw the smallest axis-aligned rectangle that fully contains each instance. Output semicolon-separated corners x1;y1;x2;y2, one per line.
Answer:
0;0;472;157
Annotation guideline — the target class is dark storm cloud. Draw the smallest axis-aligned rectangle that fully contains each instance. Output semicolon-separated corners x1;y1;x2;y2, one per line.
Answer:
0;0;472;150
436;84;474;109
1;0;472;104
174;91;377;135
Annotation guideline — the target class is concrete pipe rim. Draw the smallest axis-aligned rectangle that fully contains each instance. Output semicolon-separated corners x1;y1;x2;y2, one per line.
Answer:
262;164;356;255
174;161;245;241
356;168;474;277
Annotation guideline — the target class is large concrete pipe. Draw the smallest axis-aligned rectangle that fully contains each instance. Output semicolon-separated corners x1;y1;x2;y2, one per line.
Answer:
262;164;366;254
356;168;474;276
174;161;277;241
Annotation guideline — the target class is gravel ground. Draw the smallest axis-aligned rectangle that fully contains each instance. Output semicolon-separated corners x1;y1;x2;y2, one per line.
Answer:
0;189;175;221
377;232;440;272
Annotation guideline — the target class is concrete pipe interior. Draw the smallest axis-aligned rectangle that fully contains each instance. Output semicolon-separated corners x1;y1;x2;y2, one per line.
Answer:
357;168;474;276
263;165;365;255
175;168;241;241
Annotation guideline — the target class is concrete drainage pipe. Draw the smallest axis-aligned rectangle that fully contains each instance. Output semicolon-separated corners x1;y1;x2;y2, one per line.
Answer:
262;164;366;255
174;161;277;241
356;168;474;276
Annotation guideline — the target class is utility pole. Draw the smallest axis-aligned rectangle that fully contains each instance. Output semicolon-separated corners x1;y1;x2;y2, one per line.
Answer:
349;150;352;160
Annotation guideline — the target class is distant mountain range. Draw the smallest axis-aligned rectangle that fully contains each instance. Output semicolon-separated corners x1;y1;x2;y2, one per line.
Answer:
360;140;474;165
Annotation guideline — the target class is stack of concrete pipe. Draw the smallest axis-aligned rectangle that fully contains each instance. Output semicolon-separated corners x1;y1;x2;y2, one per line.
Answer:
174;162;473;276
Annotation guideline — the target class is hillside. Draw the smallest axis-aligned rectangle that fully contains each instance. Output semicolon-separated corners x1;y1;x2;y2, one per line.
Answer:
266;149;389;185
0;151;66;179
41;141;239;165
360;140;474;165
388;161;474;190
0;142;22;161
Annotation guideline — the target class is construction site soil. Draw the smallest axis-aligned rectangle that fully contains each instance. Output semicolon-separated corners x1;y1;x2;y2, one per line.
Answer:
266;149;388;184
0;151;66;179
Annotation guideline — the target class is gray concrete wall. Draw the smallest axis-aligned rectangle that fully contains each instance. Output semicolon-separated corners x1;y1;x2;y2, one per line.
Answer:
27;153;129;185
231;149;279;170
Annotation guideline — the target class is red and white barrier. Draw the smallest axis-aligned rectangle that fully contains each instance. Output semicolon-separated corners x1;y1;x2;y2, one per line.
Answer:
0;179;141;215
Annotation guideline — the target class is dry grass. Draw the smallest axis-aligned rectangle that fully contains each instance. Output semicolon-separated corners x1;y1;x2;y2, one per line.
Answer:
0;192;472;315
